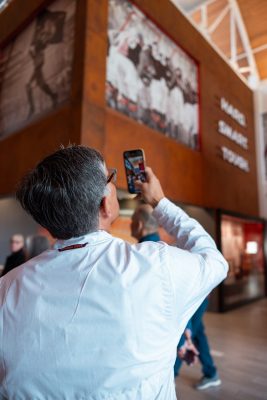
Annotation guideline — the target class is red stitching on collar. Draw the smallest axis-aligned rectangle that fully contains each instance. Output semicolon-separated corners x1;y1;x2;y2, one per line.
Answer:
58;243;88;252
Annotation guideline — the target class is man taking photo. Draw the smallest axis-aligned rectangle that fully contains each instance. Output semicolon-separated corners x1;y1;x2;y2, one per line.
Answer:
0;145;228;399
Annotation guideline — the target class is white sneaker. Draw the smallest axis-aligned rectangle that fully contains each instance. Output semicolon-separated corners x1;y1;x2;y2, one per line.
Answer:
195;374;221;390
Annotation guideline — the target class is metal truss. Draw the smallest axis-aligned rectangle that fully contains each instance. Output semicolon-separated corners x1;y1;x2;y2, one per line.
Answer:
172;0;260;89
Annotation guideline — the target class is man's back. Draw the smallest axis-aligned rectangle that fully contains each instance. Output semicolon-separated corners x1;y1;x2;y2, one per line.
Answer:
1;231;181;399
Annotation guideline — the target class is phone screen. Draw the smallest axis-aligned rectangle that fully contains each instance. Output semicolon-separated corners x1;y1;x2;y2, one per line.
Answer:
123;149;146;193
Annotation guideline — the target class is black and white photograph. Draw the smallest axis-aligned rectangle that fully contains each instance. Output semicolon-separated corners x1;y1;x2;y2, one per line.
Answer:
0;0;76;139
106;0;200;150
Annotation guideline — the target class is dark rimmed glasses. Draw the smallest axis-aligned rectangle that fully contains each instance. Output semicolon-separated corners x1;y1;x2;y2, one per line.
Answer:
107;168;117;184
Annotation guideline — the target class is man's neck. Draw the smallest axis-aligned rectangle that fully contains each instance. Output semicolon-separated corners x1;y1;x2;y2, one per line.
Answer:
98;219;111;233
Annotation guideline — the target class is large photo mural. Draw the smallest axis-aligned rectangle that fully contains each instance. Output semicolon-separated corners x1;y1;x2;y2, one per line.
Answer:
106;0;200;150
0;0;76;139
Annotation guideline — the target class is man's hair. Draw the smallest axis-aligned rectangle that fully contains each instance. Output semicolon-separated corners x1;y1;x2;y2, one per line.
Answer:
135;205;159;232
16;146;107;239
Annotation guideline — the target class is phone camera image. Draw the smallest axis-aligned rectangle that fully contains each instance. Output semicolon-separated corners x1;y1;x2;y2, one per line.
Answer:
123;149;146;194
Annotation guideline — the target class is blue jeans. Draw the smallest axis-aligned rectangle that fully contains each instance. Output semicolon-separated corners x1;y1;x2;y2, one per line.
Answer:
174;298;217;378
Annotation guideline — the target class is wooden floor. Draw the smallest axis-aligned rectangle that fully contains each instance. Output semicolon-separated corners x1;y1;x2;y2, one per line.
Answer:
175;299;267;400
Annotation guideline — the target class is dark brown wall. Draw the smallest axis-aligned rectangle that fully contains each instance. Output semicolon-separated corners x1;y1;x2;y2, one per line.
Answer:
80;0;107;151
0;107;75;194
0;0;258;217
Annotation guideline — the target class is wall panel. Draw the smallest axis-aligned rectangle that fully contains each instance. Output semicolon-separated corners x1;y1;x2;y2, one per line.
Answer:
97;0;258;215
0;0;258;216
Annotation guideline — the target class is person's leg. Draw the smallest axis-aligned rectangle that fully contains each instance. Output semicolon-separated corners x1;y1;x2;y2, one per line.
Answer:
192;299;217;378
36;69;58;107
193;319;217;378
192;299;221;389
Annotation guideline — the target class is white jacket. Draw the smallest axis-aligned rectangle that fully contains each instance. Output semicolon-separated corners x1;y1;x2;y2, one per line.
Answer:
0;198;228;399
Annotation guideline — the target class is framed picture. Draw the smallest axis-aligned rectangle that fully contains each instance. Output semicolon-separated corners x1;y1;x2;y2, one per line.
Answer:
0;0;76;139
106;0;200;150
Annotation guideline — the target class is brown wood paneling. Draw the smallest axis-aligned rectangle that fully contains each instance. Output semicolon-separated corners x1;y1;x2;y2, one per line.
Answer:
79;0;108;152
200;64;257;215
0;0;259;217
0;106;75;195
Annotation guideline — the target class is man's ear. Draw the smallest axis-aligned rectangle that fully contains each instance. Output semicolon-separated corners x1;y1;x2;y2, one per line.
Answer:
99;196;112;218
137;220;144;235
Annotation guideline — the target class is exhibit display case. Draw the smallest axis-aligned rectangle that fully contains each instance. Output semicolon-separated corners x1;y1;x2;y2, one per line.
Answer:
218;211;266;310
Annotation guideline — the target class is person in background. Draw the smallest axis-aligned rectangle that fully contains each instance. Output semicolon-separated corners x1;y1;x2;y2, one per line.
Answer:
1;234;25;276
25;235;50;260
0;145;228;399
174;298;221;390
130;203;160;243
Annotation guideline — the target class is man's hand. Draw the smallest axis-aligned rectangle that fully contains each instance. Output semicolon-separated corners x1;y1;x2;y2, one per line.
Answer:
135;167;165;208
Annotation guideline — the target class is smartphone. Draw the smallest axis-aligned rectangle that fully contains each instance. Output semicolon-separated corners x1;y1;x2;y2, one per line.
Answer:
183;350;196;366
123;149;146;194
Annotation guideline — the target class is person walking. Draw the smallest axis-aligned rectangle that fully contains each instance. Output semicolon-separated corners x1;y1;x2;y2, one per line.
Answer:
174;298;221;390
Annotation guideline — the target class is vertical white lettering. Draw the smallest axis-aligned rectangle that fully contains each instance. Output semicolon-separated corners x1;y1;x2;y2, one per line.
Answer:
220;97;246;127
221;146;249;172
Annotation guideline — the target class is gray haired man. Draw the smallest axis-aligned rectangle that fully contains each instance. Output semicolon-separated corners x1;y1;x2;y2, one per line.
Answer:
0;145;228;399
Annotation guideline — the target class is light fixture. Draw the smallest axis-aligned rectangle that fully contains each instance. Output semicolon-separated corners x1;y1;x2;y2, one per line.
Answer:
246;241;258;254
